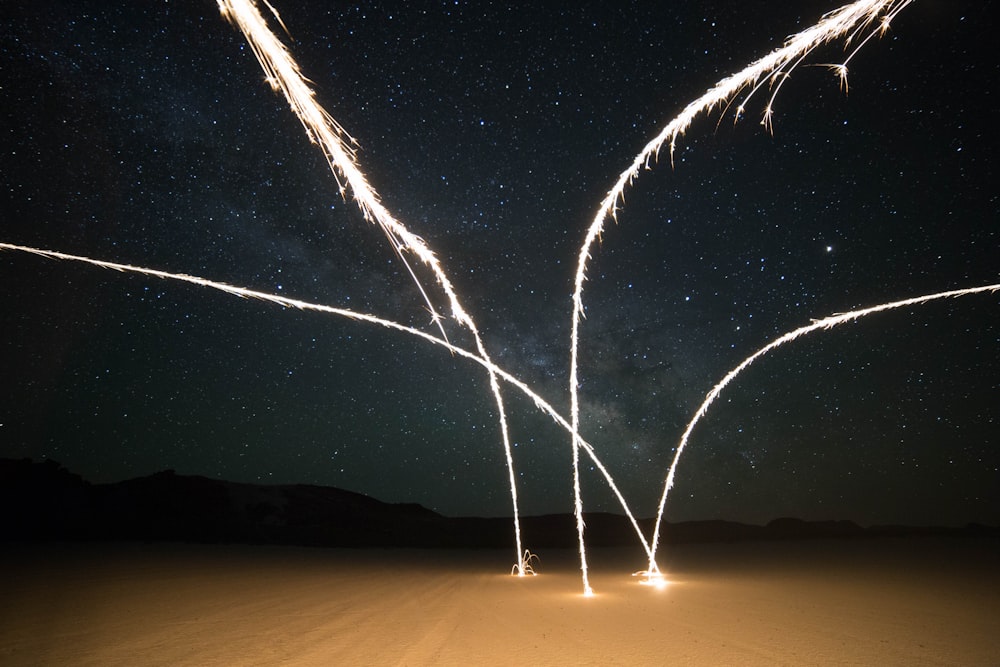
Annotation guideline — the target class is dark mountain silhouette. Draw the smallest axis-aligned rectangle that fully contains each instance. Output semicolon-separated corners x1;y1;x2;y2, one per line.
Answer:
2;458;996;548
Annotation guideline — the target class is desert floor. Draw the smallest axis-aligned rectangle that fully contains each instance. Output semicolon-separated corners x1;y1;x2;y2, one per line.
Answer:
1;536;997;665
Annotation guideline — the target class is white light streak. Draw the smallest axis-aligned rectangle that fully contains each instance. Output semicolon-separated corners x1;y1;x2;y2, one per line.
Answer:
216;0;529;575
567;0;913;594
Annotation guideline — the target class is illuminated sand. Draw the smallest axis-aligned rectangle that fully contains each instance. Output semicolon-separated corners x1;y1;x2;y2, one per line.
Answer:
2;538;997;665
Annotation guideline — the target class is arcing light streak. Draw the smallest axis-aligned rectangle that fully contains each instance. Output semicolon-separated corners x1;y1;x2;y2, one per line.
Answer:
0;241;657;568
640;283;1000;581
567;0;913;594
215;0;455;340
215;0;529;574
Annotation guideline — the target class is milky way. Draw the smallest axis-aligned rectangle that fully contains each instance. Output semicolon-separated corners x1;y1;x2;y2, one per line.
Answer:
2;1;996;525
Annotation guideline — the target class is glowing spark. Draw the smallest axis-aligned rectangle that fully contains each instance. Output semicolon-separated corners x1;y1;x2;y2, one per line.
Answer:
632;570;669;589
644;283;1000;575
216;0;528;575
816;63;851;93
511;551;539;576
568;0;912;594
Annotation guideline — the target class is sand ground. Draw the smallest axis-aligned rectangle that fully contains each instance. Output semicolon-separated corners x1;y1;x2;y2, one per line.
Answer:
1;537;997;666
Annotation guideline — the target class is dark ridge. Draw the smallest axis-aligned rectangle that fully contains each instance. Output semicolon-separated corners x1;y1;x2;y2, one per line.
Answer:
2;458;996;549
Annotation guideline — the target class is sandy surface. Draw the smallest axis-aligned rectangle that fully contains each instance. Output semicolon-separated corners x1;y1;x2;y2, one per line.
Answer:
1;537;997;666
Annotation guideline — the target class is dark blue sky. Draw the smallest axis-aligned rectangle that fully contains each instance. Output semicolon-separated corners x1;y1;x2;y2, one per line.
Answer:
2;0;996;526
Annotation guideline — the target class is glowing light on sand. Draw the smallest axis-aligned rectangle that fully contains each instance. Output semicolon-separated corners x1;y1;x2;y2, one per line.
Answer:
568;0;913;595
632;570;669;590
511;551;539;576
215;0;530;575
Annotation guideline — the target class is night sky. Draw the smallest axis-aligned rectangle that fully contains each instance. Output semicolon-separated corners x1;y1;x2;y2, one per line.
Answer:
2;0;996;527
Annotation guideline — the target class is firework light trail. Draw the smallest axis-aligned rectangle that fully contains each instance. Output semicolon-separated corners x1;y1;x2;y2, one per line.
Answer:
215;0;530;575
636;283;1000;584
0;242;657;569
566;0;914;594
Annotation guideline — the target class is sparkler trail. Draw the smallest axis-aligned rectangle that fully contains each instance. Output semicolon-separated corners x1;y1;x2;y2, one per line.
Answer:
215;0;529;574
567;0;913;594
0;241;656;567
638;283;1000;582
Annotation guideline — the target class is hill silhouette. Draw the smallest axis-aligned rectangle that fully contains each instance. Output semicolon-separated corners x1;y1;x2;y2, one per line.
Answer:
2;458;995;548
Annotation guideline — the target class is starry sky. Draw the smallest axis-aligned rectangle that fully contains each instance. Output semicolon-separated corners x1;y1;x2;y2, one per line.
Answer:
2;0;997;526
